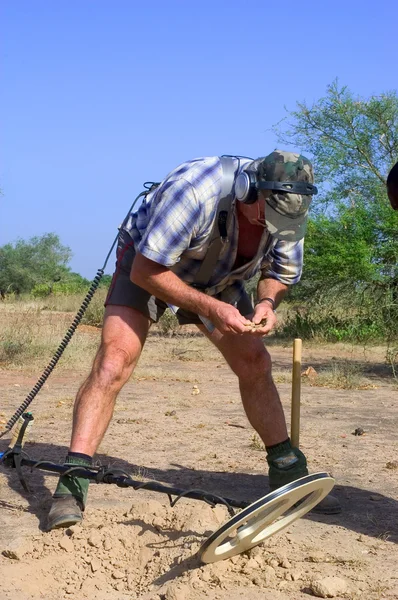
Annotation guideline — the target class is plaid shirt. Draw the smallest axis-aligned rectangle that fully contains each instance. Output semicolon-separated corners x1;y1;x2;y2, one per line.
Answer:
123;156;303;307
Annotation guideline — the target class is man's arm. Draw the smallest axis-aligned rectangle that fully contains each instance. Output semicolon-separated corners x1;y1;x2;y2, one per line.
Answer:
130;252;252;335
256;276;289;310
250;276;289;335
249;238;303;335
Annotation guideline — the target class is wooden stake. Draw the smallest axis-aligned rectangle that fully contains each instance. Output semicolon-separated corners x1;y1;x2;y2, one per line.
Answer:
291;338;302;448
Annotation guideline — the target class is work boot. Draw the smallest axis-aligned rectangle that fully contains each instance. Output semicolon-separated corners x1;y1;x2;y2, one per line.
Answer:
47;454;91;531
266;439;341;515
47;495;84;530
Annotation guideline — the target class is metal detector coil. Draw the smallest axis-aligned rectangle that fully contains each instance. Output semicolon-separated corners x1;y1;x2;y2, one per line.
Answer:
199;472;334;564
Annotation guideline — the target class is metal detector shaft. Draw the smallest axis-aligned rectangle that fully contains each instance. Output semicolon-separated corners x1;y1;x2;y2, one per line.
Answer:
15;457;250;511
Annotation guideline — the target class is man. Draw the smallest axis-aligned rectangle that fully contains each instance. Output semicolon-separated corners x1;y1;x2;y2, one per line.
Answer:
387;161;398;210
47;151;341;530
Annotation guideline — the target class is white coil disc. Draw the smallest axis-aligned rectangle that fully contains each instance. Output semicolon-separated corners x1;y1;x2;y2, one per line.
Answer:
199;472;334;564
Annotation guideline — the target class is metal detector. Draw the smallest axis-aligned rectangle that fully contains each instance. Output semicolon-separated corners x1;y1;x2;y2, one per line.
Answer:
0;414;334;563
199;472;334;563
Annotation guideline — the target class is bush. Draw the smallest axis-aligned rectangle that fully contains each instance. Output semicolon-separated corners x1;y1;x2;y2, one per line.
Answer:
0;340;26;361
31;283;53;298
279;311;385;343
158;309;179;336
52;281;90;295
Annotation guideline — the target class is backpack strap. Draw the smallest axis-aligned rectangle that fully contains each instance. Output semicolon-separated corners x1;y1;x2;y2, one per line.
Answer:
192;157;236;291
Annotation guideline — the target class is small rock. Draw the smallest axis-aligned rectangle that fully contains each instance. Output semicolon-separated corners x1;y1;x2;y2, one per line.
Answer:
353;427;365;436
370;494;383;502
248;546;263;559
245;558;258;570
307;551;326;563
59;537;74;552
2;538;33;560
267;558;279;568
91;558;101;572
309;576;348;598
263;565;276;582
199;568;212;582
165;583;191;600
67;525;83;536
280;558;291;568
103;538;112;551
88;530;102;548
386;461;398;470
302;366;317;379
111;569;125;580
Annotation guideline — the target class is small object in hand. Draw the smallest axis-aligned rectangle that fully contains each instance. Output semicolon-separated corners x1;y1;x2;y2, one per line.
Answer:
244;318;268;330
353;427;365;436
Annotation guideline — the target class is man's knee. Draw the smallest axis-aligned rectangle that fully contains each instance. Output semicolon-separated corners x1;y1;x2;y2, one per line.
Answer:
235;344;272;379
93;341;138;385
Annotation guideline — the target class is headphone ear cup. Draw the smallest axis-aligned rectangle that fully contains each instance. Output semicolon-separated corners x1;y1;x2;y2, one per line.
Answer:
235;171;258;204
235;172;250;202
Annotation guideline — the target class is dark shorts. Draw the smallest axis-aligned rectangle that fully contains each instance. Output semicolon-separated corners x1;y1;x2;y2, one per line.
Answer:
105;230;253;325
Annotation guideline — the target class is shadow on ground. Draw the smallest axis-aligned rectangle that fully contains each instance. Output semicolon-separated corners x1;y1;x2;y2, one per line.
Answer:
1;441;397;545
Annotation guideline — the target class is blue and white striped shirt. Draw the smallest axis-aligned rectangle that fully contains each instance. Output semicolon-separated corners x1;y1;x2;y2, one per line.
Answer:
123;157;303;307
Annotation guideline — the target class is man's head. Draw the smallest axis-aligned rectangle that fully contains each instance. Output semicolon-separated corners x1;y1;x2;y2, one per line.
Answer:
237;150;316;241
387;162;398;210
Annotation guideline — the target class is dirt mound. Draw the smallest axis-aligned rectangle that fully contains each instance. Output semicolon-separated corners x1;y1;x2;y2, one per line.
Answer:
1;498;280;600
2;494;397;600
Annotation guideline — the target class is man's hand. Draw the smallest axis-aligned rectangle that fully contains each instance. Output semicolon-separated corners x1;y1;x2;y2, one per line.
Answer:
247;303;277;335
209;303;253;334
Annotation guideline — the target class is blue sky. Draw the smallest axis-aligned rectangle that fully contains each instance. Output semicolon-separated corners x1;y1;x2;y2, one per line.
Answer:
1;0;397;277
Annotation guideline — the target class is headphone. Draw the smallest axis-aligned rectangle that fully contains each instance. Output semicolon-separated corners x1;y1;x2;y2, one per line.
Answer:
234;168;318;204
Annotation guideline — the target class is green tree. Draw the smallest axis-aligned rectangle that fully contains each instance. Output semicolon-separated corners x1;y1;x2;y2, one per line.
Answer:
274;81;398;341
0;233;72;294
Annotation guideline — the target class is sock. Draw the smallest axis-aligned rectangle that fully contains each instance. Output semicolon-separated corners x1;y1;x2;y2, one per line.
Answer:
67;452;93;464
53;452;93;507
266;438;308;490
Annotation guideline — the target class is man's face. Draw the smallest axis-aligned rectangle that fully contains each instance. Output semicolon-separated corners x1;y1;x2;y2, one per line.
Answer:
387;184;398;210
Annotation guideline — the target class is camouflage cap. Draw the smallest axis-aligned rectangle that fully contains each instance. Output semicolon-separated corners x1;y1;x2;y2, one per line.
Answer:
253;150;316;241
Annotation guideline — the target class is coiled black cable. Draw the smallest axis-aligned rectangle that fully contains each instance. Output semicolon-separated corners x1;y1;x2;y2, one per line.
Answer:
0;269;104;435
0;185;158;439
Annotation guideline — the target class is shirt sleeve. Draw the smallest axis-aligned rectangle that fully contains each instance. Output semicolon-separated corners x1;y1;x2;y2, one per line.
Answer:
260;239;304;285
137;179;200;267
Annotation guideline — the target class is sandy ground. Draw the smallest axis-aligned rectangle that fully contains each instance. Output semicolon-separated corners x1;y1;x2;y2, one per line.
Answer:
0;328;398;600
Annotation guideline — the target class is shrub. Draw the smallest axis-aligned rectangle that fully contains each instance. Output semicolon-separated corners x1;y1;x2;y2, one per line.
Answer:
31;283;52;298
158;309;179;336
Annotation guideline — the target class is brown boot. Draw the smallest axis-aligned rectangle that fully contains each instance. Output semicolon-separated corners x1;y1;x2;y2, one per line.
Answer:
47;496;84;530
311;493;341;515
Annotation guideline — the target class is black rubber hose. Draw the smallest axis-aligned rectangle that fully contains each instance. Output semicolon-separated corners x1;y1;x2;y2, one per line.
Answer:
0;186;157;439
0;269;104;436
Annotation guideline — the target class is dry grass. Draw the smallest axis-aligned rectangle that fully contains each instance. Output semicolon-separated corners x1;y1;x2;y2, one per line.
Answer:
249;433;265;451
0;300;393;392
306;361;375;390
1;292;87;313
0;305;99;371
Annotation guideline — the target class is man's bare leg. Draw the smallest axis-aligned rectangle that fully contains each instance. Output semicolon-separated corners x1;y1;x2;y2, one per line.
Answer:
199;326;341;513
47;305;151;529
198;326;288;446
70;305;151;456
